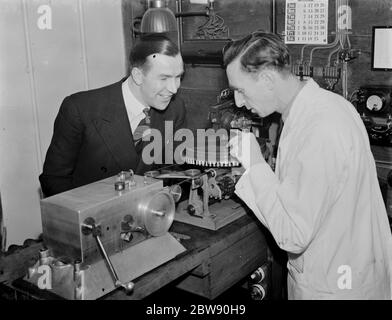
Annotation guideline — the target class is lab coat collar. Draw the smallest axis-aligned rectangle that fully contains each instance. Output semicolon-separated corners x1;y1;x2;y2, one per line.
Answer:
281;78;320;136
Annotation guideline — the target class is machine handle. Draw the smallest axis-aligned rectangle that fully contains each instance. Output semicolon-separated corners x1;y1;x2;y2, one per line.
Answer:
82;218;134;294
94;234;134;294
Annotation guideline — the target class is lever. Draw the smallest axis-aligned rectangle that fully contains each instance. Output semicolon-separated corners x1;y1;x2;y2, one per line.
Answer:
94;234;134;294
81;218;134;294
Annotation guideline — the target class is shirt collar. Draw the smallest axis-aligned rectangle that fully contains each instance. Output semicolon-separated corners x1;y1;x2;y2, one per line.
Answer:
121;77;149;117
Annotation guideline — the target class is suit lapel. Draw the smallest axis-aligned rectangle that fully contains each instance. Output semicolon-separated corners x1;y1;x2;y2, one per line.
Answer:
93;82;140;171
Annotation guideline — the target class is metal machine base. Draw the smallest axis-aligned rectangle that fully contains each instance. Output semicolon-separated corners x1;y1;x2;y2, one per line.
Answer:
24;233;185;300
175;199;246;231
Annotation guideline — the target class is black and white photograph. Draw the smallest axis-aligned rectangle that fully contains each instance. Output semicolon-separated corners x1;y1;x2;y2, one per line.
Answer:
1;0;392;311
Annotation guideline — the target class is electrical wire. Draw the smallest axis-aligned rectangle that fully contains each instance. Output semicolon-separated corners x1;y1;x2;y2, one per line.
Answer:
349;89;360;103
327;45;340;66
300;44;312;64
309;39;340;65
195;10;228;39
308;0;341;66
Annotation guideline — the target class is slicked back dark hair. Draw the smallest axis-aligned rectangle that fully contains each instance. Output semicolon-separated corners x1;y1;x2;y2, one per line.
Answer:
129;33;180;70
223;31;290;74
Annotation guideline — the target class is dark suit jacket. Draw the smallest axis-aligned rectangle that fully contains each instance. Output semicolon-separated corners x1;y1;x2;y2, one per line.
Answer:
39;79;187;197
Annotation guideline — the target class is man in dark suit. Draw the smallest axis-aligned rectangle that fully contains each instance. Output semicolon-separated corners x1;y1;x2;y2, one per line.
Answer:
40;34;186;197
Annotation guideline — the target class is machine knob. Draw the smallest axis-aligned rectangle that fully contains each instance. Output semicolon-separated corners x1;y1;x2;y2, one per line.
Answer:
187;204;196;216
122;281;135;295
121;214;143;233
250;284;266;300
249;266;266;284
169;184;182;203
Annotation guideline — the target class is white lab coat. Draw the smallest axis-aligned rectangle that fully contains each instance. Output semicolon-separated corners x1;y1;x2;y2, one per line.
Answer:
235;79;392;299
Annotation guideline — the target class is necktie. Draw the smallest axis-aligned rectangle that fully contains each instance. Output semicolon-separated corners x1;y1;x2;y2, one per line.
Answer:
133;108;151;153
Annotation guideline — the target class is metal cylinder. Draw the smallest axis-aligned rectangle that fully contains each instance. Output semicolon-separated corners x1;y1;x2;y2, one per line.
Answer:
168;184;182;203
136;190;175;236
74;260;82;272
39;248;50;265
250;266;266;284
249;263;270;284
141;0;177;33
148;0;166;8
115;181;125;191
250;283;266;300
144;170;160;178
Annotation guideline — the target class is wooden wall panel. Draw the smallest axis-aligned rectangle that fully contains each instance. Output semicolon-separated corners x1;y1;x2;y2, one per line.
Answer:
26;0;86;161
0;1;33;108
0;0;43;250
0;0;126;248
180;66;229;130
83;0;127;88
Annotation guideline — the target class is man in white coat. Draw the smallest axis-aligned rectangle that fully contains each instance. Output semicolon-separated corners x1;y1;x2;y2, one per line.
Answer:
225;31;392;299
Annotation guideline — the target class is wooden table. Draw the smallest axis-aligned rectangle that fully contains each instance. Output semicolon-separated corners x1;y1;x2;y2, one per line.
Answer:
0;207;281;300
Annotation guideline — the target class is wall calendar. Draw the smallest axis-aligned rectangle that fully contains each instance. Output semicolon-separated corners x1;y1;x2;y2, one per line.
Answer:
285;0;329;45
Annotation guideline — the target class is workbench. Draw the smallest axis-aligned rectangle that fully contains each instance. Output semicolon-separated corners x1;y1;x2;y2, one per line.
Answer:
0;205;284;301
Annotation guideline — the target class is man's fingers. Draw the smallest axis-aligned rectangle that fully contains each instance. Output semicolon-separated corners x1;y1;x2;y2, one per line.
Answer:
228;135;239;150
229;145;238;157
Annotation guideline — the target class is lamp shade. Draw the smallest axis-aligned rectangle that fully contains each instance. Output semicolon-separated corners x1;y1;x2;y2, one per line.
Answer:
141;0;177;33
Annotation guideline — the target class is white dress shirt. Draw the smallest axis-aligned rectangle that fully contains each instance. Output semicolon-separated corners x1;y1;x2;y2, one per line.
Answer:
121;77;150;134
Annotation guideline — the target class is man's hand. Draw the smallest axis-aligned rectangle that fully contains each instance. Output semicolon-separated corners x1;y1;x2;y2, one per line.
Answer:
228;130;265;170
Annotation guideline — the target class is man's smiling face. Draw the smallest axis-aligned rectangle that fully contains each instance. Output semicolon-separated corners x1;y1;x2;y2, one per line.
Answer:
139;53;184;110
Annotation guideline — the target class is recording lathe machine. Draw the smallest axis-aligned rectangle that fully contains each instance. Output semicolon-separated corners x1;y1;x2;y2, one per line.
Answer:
24;172;185;300
23;89;271;300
